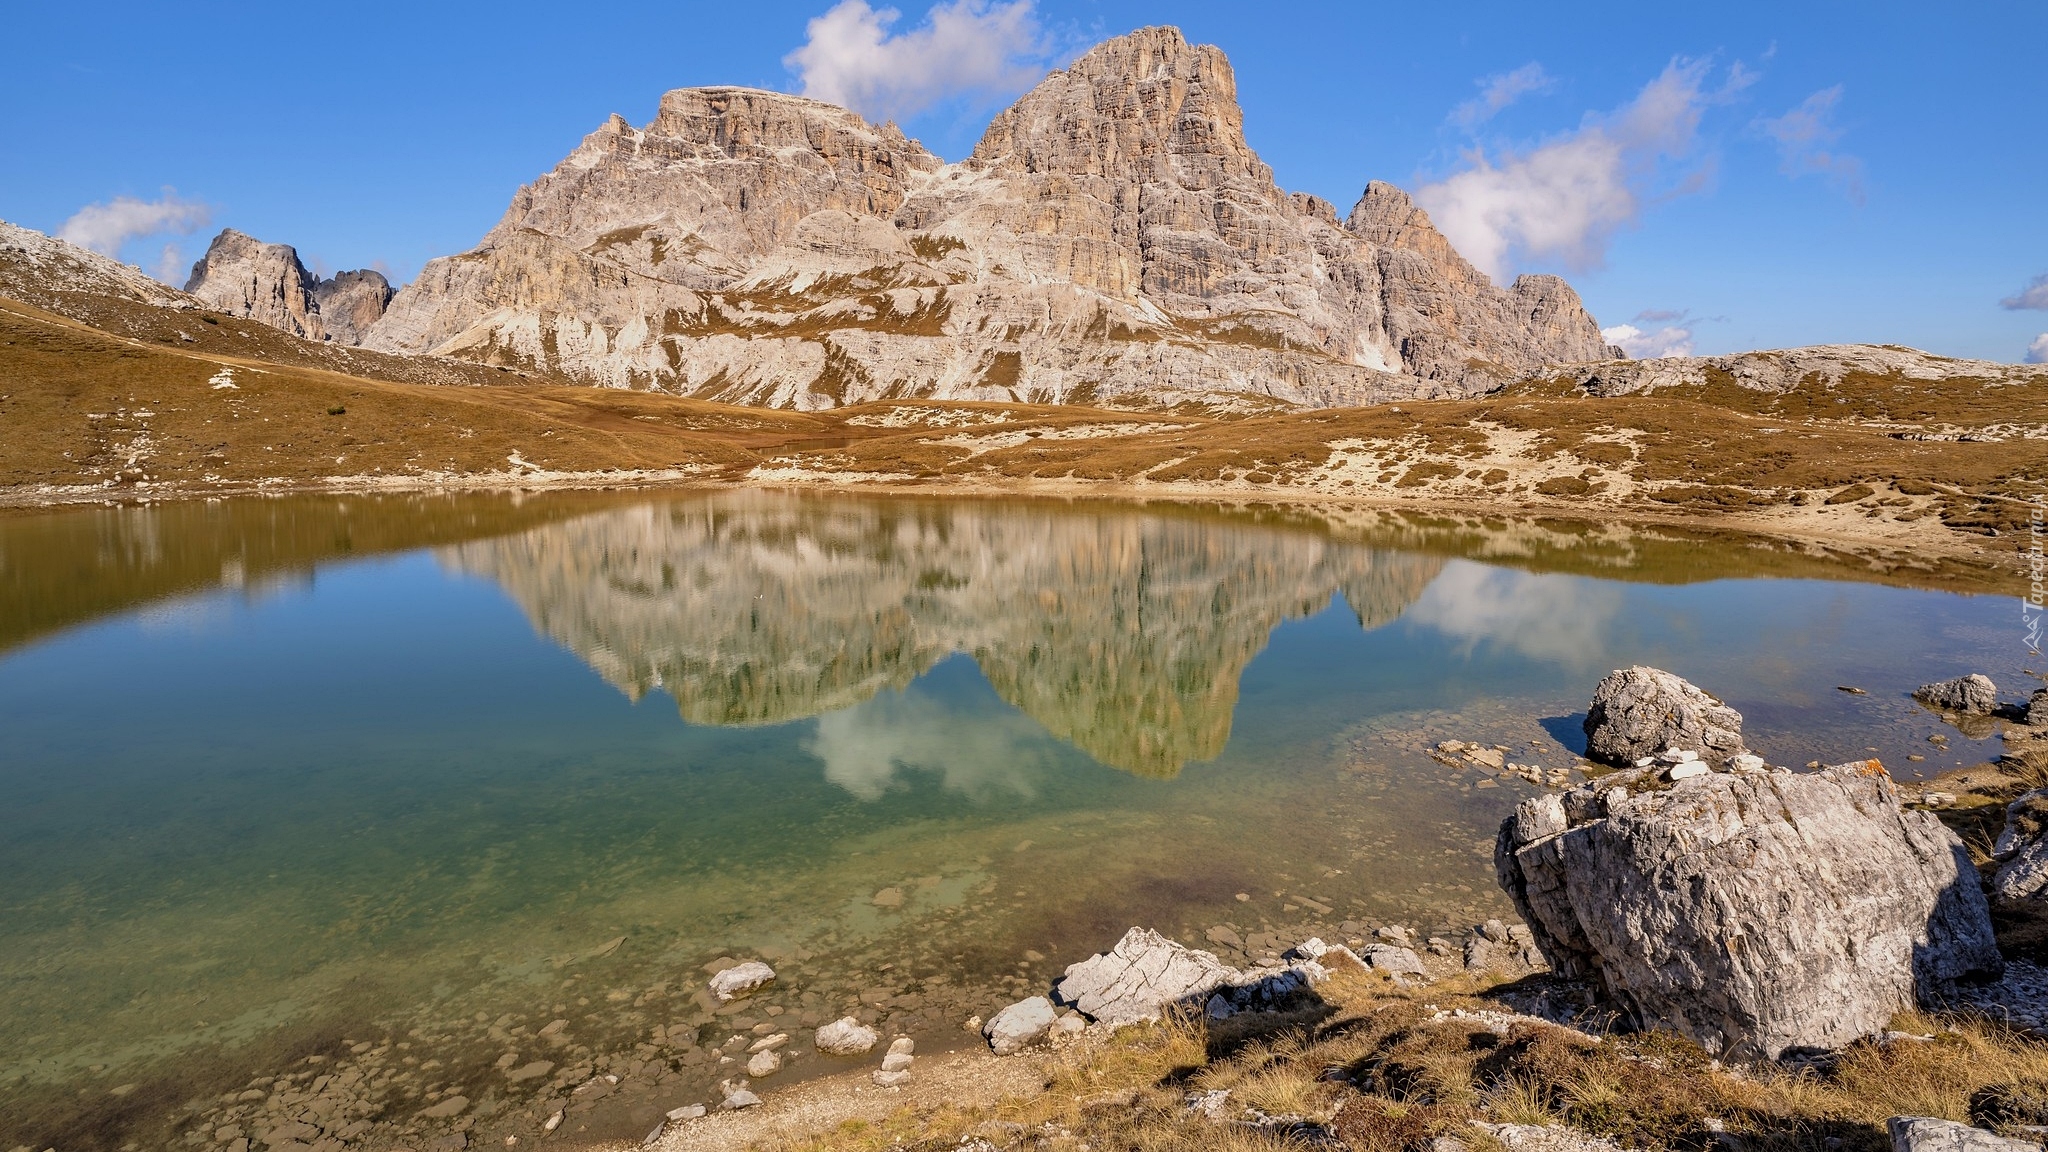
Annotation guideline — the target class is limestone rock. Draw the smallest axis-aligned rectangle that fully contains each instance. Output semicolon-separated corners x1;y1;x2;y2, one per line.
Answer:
1495;763;2000;1059
184;228;393;346
1553;344;2048;398
1360;944;1426;975
812;1016;879;1055
1916;675;1998;716
1992;789;2048;901
363;27;1611;408
743;1049;781;1077
1055;927;1240;1025
1888;1117;2038;1152
2029;688;2048;726
707;960;775;1002
0;218;197;308
313;269;394;345
1582;666;1745;767
187;229;326;340
983;996;1057;1055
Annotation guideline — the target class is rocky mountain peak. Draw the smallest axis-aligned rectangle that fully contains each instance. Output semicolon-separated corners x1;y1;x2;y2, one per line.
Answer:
186;229;325;340
972;25;1269;191
184;228;392;345
359;26;1618;405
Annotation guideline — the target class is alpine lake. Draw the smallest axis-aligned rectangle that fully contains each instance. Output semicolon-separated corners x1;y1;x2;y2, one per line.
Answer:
0;489;2034;1151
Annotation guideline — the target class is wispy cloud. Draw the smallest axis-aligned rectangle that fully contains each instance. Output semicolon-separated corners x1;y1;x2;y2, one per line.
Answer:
1757;85;1865;204
56;191;211;261
1450;63;1556;129
1603;318;1695;359
2028;334;2048;365
1415;59;1747;282
2003;274;2048;311
785;0;1049;124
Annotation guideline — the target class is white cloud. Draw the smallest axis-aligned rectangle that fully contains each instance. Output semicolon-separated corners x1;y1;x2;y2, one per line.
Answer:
1757;85;1864;204
2003;274;2048;311
803;687;1058;802
785;0;1048;123
2028;334;2048;365
1416;59;1733;282
1404;561;1624;671
1602;321;1695;359
1451;63;1556;129
1603;309;1699;358
56;192;211;267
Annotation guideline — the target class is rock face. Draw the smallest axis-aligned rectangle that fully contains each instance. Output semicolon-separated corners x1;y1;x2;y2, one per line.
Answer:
1495;763;2000;1060
185;228;392;344
1915;674;1998;716
1992;789;2048;901
362;27;1612;409
314;269;395;345
1582;666;1746;767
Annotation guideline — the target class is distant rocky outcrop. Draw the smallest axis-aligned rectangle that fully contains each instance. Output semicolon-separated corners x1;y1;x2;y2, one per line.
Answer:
185;228;391;344
1551;344;2048;398
363;27;1613;409
313;269;395;346
0;218;197;310
1495;761;2000;1060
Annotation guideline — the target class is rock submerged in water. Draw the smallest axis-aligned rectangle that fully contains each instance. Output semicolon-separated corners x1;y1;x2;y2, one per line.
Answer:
1915;674;1998;716
707;960;776;1002
1495;762;2000;1060
1582;666;1745;767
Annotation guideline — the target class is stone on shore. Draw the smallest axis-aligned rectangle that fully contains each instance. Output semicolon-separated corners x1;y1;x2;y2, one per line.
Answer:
1915;674;1998;715
983;996;1058;1055
1055;927;1240;1025
708;961;776;1002
1360;944;1427;975
2026;687;2048;726
1495;762;2000;1059
1888;1116;2038;1152
745;1049;781;1077
1992;789;2048;901
1582;666;1745;767
813;1016;880;1055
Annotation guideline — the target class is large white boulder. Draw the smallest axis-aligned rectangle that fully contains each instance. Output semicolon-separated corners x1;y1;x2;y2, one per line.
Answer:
1582;666;1745;767
1496;763;2000;1059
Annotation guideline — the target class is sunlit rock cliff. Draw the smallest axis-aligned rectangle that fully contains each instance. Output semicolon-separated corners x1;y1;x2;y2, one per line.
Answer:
365;27;1613;409
440;495;1444;776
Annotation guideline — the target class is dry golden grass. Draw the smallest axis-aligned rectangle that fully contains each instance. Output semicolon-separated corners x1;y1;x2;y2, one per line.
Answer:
752;969;2048;1152
5;287;2042;590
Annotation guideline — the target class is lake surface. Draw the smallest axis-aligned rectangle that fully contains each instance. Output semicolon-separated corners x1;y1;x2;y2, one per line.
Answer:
0;491;2032;1150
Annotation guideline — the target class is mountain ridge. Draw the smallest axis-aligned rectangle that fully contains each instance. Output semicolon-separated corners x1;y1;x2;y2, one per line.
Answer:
344;26;1618;409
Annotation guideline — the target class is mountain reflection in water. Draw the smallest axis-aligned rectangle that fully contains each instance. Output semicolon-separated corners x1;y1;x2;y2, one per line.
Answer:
440;494;1445;778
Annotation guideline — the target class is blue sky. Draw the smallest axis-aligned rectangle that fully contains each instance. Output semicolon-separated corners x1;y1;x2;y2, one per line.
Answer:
2;0;2042;362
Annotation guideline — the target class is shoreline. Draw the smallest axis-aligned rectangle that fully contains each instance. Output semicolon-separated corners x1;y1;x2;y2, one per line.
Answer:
1;467;2026;591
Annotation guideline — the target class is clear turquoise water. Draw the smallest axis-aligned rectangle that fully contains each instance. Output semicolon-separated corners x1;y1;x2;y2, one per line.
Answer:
0;491;2032;1147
